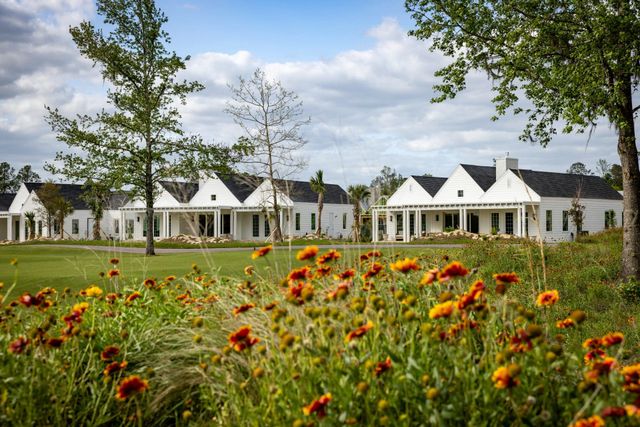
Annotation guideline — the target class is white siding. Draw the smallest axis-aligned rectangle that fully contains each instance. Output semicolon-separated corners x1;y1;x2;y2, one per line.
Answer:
190;174;242;206
243;180;294;208
386;177;432;207
432;165;485;203
481;170;541;203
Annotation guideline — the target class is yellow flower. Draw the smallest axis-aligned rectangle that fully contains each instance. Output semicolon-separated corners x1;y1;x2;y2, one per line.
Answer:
428;301;455;319
536;290;559;307
296;245;319;261
389;257;421;273
82;285;103;298
491;365;520;389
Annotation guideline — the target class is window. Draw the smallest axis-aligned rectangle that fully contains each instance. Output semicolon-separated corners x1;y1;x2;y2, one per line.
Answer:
605;210;616;229
311;213;316;231
168;215;172;236
435;214;439;222
295;213;300;231
264;216;270;237
491;213;499;233
444;213;459;230
421;213;427;233
562;211;569;231
126;220;134;239
53;219;60;235
72;219;79;234
457;190;464;197
114;219;120;234
252;215;259;237
525;212;529;237
143;216;160;237
396;213;403;233
342;213;347;229
409;213;415;235
210;194;217;201
546;210;552;232
37;220;42;236
505;212;514;235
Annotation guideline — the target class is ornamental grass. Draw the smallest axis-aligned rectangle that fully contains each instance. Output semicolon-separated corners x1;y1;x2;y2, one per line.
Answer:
0;242;639;426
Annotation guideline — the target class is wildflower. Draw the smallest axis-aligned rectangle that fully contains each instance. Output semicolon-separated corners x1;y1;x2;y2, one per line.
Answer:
251;245;272;259
345;321;374;343
296;245;319;261
303;393;332;418
327;282;350;301
46;337;65;348
104;361;128;377
569;415;605;427
109;258;120;265
362;262;384;280
570;310;587;323
602;332;624;347
233;303;256;316
584;349;606;364
556;318;575;328
420;268;439;286
536;290;559;307
287;282;315;304
164;275;176;282
125;291;142;303
8;337;29;354
493;272;520;285
18;292;35;307
105;293;119;303
491;364;521;389
315;265;332;278
72;302;90;313
115;375;149;400
625;405;640;417
263;301;278;311
100;345;120;361
316;249;341;265
244;265;254;276
81;285;103;298
509;329;533;353
390;257;420;274
335;269;355;280
438;261;469;282
107;269;120;279
601;406;626;418
143;278;157;288
589;357;617;376
621;363;640;393
429;301;455;319
288;266;312;282
583;338;602;349
374;357;392;377
228;325;260;352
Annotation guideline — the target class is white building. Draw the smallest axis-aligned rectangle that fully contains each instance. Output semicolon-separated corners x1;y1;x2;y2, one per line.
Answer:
372;157;623;242
116;173;353;241
0;182;127;241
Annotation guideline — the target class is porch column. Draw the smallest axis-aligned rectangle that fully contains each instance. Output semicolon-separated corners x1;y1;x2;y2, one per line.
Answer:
214;211;219;237
458;209;463;230
6;216;12;241
516;206;521;237
120;210;124;240
232;210;237;240
373;210;379;242
19;215;25;242
402;209;408;242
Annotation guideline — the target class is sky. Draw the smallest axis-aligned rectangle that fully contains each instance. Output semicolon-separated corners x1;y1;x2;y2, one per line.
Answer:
0;0;634;189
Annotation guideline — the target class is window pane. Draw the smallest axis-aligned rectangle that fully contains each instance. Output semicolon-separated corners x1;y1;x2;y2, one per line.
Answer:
546;210;552;232
252;215;259;237
505;213;514;234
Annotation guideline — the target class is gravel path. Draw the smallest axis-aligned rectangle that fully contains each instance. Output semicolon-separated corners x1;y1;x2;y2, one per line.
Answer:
22;243;466;254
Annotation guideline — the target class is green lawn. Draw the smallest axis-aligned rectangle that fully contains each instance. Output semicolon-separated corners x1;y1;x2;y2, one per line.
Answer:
0;245;447;294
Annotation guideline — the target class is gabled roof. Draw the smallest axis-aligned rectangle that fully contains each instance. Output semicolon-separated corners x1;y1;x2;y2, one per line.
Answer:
411;175;447;196
275;179;350;204
516;170;623;200
0;193;16;211
218;174;257;203
159;181;199;203
24;183;130;210
460;165;496;191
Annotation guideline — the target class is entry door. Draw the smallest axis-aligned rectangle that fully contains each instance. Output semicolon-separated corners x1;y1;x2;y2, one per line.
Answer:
14;220;19;240
222;214;231;234
467;213;479;233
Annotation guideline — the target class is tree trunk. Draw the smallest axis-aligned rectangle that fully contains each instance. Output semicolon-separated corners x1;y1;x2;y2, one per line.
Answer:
58;214;64;239
47;214;52;238
93;212;102;240
316;194;323;236
353;204;360;242
145;178;156;256
617;77;640;280
269;179;283;242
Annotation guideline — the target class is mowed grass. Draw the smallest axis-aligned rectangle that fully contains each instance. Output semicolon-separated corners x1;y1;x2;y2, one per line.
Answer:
0;245;446;294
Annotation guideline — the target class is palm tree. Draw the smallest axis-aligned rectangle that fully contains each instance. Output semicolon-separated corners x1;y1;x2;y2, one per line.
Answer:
347;184;370;242
24;211;36;240
309;170;326;236
53;198;74;239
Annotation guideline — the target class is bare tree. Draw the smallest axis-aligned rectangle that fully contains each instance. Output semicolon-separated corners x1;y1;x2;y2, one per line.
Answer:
225;68;309;242
568;180;585;238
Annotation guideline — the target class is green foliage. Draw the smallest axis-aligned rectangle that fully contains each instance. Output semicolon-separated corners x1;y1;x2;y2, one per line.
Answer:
370;166;405;197
309;170;326;235
0;162;17;193
619;279;640;304
566;162;593;176
347;184;371;242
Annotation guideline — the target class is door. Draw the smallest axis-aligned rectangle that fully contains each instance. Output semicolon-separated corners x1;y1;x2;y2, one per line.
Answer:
222;214;231;234
466;213;479;234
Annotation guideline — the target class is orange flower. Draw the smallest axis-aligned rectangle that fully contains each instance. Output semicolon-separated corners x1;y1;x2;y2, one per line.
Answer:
109;258;120;265
569;415;605;427
315;266;332;278
103;361;128;377
600;406;627;418
583;338;602;349
345;321;373;343
420;268;439;286
493;272;520;285
233;303;256;316
362;262;384;280
625;405;640;417
584;349;606;364
18;292;35;307
621;363;640;393
296;245;319;261
287;282;314;304
536;290;559;307
602;332;624;347
100;345;121;361
228;325;260;352
374;357;392;377
316;249;341;265
303;393;332;418
389;257;420;274
288;266;312;282
429;301;455;319
164;275;177;282
244;265;254;276
335;269;355;280
143;278;157;288
251;245;272;259
107;269;120;279
327;282;350;301
491;365;520;389
438;261;468;282
556;318;575;328
125;291;142;303
115;375;149;400
8;336;29;354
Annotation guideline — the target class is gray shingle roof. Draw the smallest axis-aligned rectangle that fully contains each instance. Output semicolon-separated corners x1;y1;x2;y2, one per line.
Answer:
411;176;447;196
275;179;350;204
159;181;199;203
24;183;130;210
219;174;257;203
0;193;16;211
460;165;497;191
516;170;623;200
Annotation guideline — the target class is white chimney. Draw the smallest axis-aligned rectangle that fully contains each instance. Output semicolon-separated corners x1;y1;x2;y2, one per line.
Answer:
495;156;518;180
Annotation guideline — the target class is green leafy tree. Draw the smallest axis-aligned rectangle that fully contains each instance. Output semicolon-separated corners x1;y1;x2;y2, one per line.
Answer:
45;0;241;255
309;170;326;236
347;184;371;242
16;165;40;185
24;211;36;240
610;164;623;190
35;182;62;238
370;166;405;197
52;198;74;239
0;162;17;193
81;179;112;240
406;0;640;280
566;162;593;176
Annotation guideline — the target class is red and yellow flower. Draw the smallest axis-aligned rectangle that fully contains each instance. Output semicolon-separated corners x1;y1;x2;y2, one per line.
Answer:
602;332;624;347
491;364;521;389
390;257;420;274
107;269;120;279
251;245;272;259
115;375;149;400
104;361;128;377
228;325;260;352
374;357;392;377
362;262;384;280
125;291;142;303
556;318;575;328
569;415;605;427
100;345;121;361
8;336;29;354
493;272;520;285
536;290;559;307
296;245;319;261
438;261;469;282
303;393;332;418
429;301;455;319
288;266;312;282
420;268;439;286
316;249;341;265
233;303;256;316
345;321;373;343
621;363;640;394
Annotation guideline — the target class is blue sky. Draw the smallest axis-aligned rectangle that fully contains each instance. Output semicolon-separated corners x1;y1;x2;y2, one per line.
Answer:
0;0;633;186
158;1;412;61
